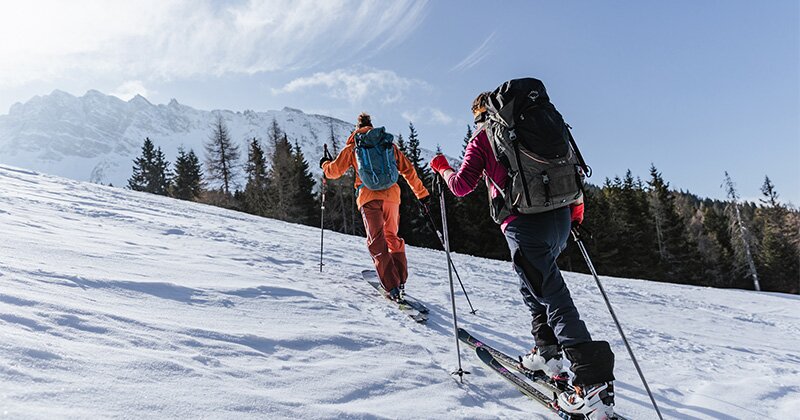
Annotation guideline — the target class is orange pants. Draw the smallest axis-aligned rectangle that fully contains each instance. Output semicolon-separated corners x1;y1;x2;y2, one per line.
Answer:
360;200;407;291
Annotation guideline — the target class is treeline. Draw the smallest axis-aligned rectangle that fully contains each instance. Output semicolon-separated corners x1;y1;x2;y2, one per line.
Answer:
127;114;318;226
127;119;799;294
558;170;799;294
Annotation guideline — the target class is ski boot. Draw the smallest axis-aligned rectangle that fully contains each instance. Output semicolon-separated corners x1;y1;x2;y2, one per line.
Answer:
557;382;615;420
398;283;405;300
520;345;564;379
387;287;403;303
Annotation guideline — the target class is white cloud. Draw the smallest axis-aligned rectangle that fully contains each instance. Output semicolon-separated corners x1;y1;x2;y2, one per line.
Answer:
275;68;426;104
401;107;455;125
0;0;428;88
451;32;496;72
110;80;150;101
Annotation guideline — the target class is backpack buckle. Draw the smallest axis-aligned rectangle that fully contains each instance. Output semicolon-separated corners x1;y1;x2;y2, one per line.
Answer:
508;129;517;141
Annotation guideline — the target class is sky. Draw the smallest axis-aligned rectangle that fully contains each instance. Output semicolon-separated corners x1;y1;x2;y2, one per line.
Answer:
0;0;798;204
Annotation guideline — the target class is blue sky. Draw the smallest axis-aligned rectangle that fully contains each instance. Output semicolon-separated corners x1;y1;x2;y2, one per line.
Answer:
1;0;797;204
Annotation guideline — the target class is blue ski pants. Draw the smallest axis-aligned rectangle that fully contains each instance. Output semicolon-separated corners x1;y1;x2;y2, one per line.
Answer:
503;207;592;349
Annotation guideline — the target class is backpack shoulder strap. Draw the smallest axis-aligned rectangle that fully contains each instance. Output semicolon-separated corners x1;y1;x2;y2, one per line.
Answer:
566;124;592;177
484;170;506;200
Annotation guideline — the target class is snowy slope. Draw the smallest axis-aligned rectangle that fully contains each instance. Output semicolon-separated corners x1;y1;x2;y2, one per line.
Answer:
0;90;354;187
1;164;799;419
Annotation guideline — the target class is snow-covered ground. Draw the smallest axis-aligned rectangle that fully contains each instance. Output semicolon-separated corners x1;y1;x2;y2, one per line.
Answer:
1;164;798;419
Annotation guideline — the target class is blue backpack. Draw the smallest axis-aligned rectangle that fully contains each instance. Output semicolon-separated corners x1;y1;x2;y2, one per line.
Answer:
354;127;399;191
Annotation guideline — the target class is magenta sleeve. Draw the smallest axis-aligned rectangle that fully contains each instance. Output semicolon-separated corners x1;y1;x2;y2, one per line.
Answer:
446;135;488;197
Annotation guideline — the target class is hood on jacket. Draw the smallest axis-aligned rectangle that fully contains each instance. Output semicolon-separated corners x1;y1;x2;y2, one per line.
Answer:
347;126;373;145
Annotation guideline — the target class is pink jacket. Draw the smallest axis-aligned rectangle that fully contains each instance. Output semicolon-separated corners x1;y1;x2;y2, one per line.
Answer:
443;126;517;229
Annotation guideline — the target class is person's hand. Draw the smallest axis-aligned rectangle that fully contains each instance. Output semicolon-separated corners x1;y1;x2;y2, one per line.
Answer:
430;154;453;175
570;202;584;227
319;156;332;169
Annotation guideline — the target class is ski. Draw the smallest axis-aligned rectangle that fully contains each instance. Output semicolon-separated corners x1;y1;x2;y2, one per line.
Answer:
363;270;427;323
463;328;630;420
362;269;429;313
458;328;569;392
475;346;577;420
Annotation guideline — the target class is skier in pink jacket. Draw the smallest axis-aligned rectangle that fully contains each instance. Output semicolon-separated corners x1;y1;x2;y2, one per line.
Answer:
429;91;616;420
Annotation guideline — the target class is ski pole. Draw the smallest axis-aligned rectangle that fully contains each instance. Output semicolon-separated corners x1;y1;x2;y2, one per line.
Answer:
571;227;664;420
319;144;333;273
419;193;476;314
437;175;469;382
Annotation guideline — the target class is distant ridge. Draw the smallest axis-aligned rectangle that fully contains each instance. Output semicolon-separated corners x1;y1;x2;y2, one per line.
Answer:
0;90;355;187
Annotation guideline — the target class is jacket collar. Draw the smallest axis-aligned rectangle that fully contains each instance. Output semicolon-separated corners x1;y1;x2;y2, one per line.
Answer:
347;126;372;145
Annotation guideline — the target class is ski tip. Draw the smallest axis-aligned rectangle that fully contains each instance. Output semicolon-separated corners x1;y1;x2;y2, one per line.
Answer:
457;329;470;341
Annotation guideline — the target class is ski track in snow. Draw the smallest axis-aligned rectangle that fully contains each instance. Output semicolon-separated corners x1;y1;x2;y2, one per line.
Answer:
1;164;798;419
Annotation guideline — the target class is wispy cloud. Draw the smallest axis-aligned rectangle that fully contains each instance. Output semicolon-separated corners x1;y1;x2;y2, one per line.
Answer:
0;0;429;88
402;107;455;125
451;32;496;72
275;68;426;104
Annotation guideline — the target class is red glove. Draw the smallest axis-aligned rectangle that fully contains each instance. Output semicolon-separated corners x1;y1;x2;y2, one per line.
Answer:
430;154;453;175
570;202;584;226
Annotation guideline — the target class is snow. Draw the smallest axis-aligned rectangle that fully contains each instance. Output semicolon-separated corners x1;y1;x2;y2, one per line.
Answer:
1;164;799;419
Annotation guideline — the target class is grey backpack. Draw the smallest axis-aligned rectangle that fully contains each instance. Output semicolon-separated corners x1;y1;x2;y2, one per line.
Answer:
483;78;590;224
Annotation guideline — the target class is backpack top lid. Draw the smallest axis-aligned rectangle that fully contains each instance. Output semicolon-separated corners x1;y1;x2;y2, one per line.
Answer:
485;78;551;127
355;126;392;148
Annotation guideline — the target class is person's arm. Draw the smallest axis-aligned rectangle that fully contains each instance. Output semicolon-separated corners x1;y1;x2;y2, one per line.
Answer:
322;145;354;180
395;146;430;199
430;138;487;197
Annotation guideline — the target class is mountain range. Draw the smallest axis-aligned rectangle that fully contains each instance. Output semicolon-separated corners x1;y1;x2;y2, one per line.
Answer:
0;90;363;188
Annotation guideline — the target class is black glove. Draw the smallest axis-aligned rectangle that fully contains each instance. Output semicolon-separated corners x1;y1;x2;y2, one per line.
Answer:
319;156;332;169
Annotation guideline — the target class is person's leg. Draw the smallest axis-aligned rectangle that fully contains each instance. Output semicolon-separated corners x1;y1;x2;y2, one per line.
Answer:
360;200;400;291
505;231;558;348
383;201;408;286
507;208;614;386
505;208;592;348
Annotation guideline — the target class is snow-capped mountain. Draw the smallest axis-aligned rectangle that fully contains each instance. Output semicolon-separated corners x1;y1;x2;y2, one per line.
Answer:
0;90;358;187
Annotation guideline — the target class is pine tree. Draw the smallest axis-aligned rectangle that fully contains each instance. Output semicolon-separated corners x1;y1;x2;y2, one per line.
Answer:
204;114;240;197
292;141;318;226
760;176;780;208
460;124;473;160
406;122;433;183
754;176;799;293
601;171;660;279
264;122;297;222
647;165;705;283
702;205;742;288
151;146;171;196
128;138;155;192
172;147;203;201
243;138;269;216
396;133;406;153
128;137;170;195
